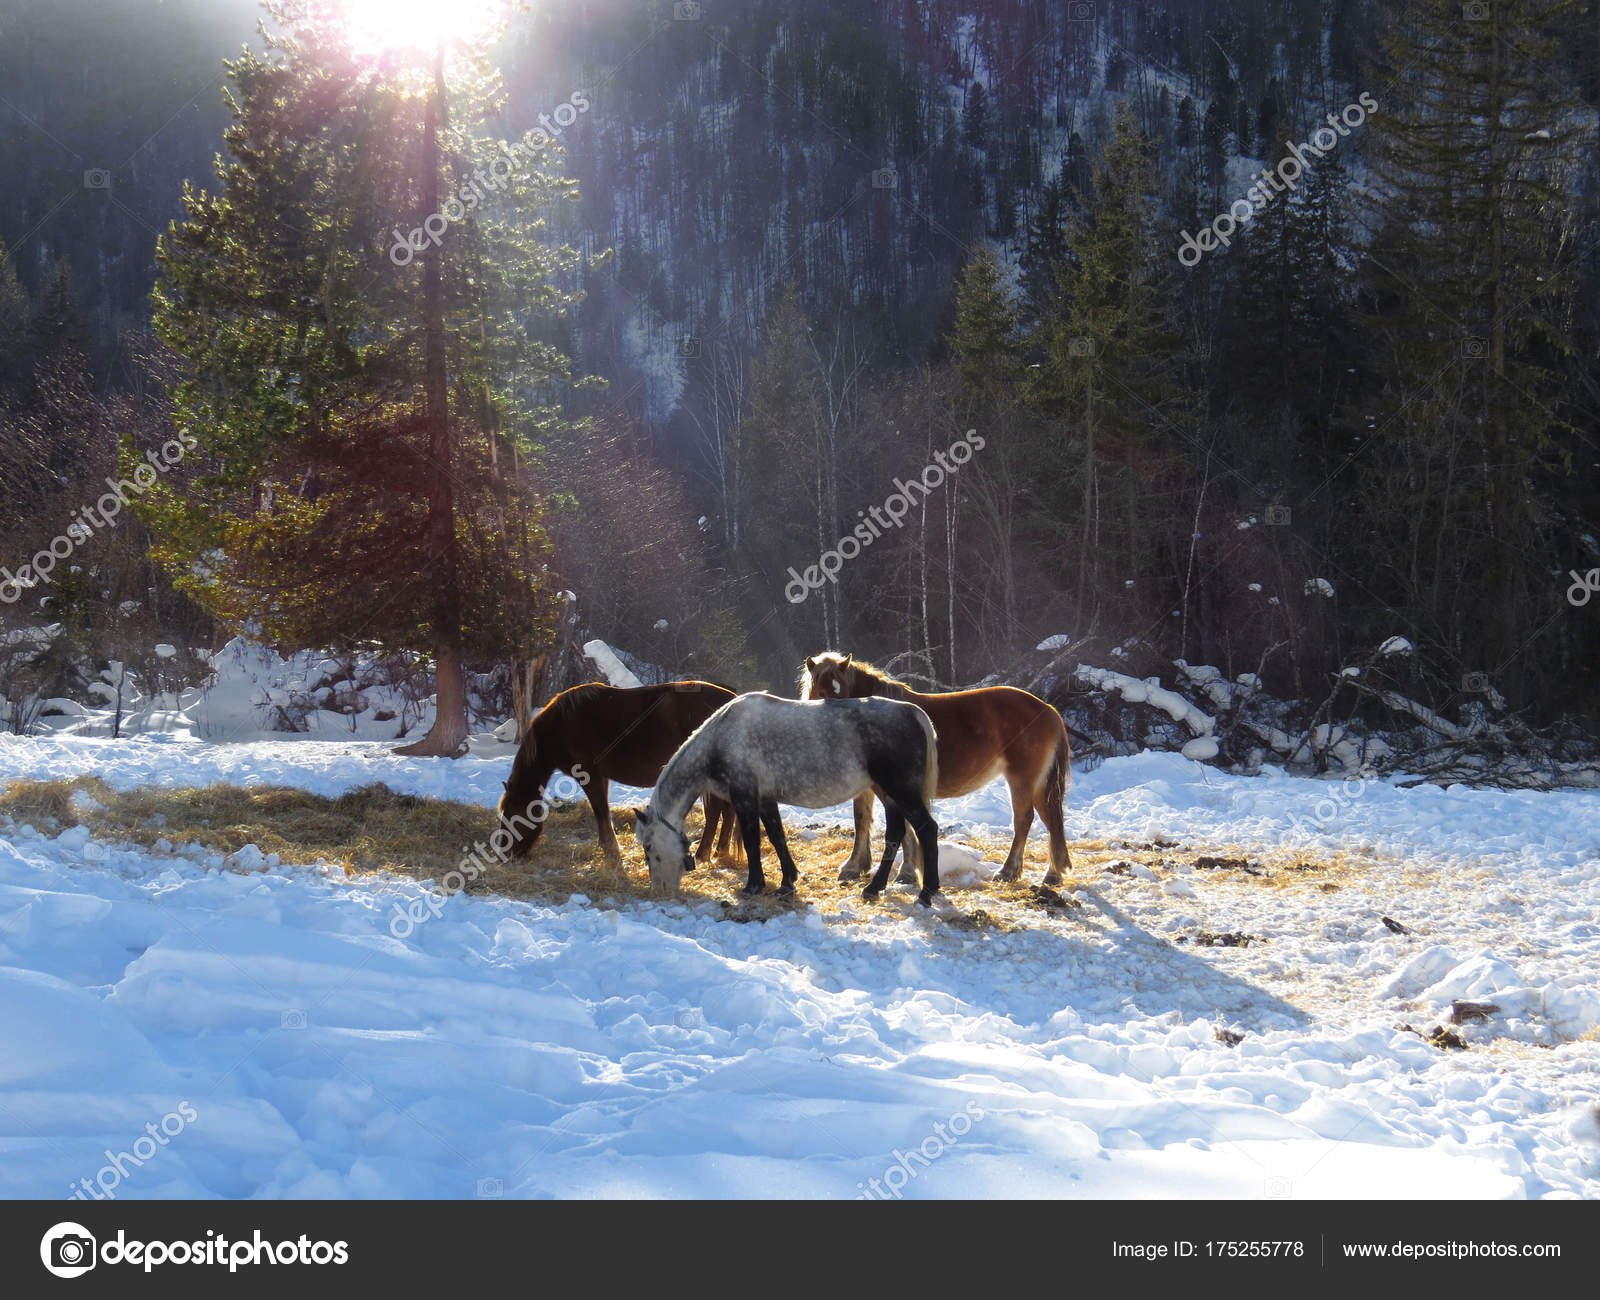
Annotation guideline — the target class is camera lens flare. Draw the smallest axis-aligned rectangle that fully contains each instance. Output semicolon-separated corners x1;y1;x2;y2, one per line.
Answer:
340;0;507;55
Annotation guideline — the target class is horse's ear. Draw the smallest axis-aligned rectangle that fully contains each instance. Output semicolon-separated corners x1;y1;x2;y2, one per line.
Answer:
842;654;853;670
803;655;817;673
633;808;651;828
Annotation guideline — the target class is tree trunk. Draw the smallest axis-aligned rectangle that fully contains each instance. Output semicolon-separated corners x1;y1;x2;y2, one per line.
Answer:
510;653;542;743
396;45;468;759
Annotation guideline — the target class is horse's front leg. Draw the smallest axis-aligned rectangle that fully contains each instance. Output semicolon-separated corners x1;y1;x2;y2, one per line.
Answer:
691;791;727;866
586;777;622;864
758;799;800;896
837;792;875;880
731;786;766;894
863;804;907;900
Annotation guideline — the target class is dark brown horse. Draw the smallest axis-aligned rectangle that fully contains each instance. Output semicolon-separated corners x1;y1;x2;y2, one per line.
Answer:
800;652;1073;885
499;681;740;864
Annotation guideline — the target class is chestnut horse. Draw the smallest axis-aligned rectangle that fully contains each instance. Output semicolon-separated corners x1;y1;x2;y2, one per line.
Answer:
800;652;1073;885
499;681;740;864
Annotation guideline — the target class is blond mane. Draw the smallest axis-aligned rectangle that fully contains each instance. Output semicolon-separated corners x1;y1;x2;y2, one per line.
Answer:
798;651;906;699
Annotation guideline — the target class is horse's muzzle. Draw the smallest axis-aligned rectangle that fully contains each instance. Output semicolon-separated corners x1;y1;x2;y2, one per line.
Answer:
503;819;543;858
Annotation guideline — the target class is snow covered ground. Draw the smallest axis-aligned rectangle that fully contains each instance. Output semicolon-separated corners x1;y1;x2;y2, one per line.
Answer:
1;733;1598;1199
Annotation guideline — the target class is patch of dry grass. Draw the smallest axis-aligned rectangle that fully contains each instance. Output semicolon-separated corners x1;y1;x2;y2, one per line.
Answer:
0;776;609;904
1064;836;1389;894
0;777;1370;928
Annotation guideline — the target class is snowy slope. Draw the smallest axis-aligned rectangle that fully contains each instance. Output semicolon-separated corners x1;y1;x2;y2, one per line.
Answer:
1;737;1598;1199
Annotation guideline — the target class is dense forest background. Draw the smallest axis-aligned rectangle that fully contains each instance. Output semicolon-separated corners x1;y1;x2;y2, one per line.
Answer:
2;0;1597;743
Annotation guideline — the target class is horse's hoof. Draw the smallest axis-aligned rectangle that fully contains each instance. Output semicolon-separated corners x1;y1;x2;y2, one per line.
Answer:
916;891;936;908
862;885;883;901
742;882;765;896
996;866;1021;882
894;870;919;885
776;883;795;898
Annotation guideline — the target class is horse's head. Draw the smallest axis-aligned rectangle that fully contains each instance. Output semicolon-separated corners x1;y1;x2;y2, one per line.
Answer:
632;806;691;894
498;731;548;859
801;652;855;700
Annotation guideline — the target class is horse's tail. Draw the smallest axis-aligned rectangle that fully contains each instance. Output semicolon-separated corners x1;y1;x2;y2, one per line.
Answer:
1039;715;1071;811
913;704;939;811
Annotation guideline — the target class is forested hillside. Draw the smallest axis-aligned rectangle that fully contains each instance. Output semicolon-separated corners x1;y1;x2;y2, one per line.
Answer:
3;0;1597;755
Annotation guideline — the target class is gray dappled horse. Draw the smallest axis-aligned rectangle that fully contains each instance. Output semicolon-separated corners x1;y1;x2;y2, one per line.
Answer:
633;692;943;906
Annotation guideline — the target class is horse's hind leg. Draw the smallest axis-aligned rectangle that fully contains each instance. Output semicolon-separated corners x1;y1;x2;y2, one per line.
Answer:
758;799;800;896
866;796;940;907
995;775;1036;882
863;804;908;900
1037;774;1072;887
905;800;940;905
837;792;875;880
896;827;922;885
586;777;623;864
731;786;766;895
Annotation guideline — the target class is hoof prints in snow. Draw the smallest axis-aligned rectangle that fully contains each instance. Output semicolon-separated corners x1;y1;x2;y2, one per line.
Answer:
0;737;1598;1198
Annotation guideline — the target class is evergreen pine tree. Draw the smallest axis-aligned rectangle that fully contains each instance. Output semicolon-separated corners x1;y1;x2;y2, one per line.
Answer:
1355;0;1587;699
1029;105;1196;631
0;242;30;393
151;0;596;753
27;259;89;369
